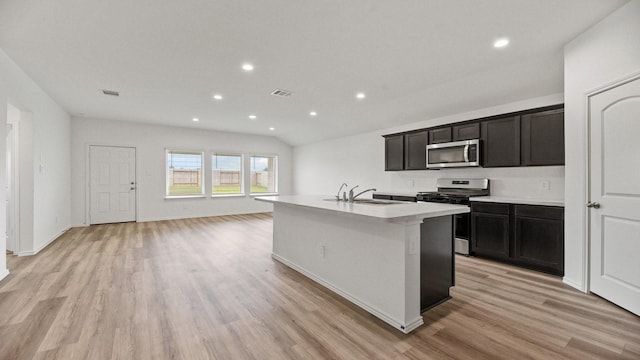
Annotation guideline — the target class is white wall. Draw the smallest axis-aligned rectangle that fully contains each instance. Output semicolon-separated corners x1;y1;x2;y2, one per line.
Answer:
294;94;565;201
563;0;640;291
0;49;71;269
71;118;293;225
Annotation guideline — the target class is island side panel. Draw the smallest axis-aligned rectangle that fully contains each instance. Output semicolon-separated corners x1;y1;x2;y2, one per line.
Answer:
271;203;422;332
419;216;454;312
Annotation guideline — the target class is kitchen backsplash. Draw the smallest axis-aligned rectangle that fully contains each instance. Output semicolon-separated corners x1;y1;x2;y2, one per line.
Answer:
388;166;564;200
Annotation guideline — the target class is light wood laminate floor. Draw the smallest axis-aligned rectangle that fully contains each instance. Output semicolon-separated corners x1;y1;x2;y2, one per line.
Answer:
0;213;638;360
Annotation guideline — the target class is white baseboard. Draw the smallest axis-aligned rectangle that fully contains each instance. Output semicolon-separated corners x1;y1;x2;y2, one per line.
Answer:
271;253;423;334
0;268;9;282
18;227;70;256
563;277;587;292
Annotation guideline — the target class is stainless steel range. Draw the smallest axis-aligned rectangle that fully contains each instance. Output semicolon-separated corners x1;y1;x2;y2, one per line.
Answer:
417;178;490;255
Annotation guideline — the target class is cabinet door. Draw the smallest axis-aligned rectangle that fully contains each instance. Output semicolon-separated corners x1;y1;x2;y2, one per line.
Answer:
385;135;404;171
482;116;521;167
471;212;510;259
453;123;480;141
521;109;565;166
514;205;564;275
404;131;427;170
429;127;452;144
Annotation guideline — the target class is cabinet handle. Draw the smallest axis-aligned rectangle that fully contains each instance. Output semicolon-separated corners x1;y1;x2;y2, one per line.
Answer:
586;202;600;209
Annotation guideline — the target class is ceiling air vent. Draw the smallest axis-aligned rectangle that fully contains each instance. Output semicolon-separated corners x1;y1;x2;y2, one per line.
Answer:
101;89;120;96
271;89;294;97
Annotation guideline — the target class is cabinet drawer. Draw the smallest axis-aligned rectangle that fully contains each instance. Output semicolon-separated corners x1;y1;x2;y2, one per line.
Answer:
471;202;510;215
515;205;563;220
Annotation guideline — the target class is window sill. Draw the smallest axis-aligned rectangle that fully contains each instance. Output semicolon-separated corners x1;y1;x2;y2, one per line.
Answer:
164;195;206;199
211;194;246;198
250;193;279;197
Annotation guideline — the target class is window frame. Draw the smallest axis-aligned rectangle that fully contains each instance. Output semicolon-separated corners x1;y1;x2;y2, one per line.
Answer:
165;149;205;198
211;152;245;197
249;154;279;196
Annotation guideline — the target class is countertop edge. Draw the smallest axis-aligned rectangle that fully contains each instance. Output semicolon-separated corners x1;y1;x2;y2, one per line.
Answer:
470;196;564;207
255;196;468;222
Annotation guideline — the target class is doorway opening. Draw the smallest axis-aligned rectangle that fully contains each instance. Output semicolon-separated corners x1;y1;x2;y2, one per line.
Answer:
6;103;21;255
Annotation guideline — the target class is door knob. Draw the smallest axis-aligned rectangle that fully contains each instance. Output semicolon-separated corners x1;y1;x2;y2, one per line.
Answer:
586;202;601;209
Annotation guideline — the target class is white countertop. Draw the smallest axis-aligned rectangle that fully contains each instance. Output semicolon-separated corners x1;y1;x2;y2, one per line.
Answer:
255;195;469;222
471;196;564;207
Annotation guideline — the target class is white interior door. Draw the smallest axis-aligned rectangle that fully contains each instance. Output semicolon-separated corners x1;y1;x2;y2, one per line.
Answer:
588;76;640;316
90;146;136;224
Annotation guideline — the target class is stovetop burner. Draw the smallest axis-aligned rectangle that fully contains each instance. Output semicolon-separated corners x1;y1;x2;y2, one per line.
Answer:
416;178;490;204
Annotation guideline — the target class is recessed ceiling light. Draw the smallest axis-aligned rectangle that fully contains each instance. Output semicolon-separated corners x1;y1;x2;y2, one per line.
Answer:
356;92;366;99
269;127;275;131
242;63;254;71
192;118;199;122
494;38;509;48
309;111;317;116
249;115;257;119
213;94;223;100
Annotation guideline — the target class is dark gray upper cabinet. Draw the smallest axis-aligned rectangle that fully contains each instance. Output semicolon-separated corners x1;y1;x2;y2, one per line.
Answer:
382;105;563;171
481;116;521;167
384;135;404;171
521;109;565;166
428;127;452;144
452;123;480;141
404;131;428;170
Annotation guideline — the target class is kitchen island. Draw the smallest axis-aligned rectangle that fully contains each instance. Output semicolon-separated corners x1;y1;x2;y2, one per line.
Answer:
255;195;469;333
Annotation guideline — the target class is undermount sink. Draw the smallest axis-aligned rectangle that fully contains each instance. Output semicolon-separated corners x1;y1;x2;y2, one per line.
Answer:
323;198;405;205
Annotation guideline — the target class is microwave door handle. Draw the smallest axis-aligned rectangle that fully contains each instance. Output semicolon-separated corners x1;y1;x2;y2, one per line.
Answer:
463;144;469;162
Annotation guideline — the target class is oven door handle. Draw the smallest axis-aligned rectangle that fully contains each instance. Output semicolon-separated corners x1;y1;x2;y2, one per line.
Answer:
463;144;470;162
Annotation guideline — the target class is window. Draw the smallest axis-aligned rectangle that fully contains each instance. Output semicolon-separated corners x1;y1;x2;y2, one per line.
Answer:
250;155;277;194
212;153;243;195
166;150;204;196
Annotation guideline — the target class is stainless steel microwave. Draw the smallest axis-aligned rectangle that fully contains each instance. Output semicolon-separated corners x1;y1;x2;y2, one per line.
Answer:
426;139;481;168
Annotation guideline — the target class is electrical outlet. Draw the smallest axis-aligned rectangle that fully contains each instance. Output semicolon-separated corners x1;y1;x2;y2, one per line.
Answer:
320;245;326;258
541;180;550;191
407;180;414;188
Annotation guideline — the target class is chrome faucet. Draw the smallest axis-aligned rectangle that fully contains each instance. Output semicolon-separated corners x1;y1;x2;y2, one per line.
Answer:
348;185;359;202
336;183;348;201
350;187;377;202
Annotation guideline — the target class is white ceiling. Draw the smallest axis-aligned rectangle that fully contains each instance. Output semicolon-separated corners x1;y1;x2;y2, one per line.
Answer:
0;0;629;146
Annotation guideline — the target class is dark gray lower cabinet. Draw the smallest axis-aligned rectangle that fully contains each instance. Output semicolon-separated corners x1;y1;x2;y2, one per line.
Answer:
471;202;564;276
470;203;510;260
514;205;564;275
